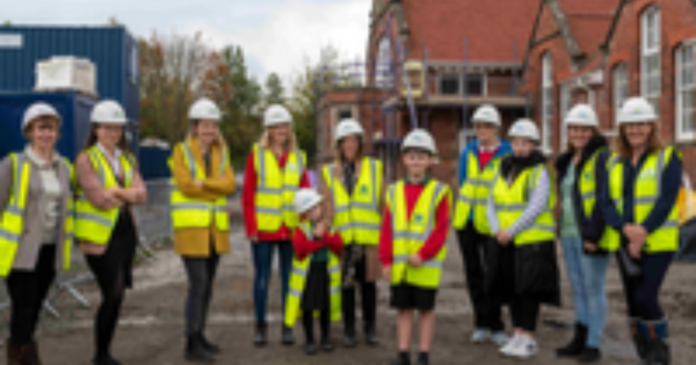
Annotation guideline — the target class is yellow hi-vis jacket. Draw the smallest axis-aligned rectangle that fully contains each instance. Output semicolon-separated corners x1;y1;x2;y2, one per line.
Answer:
454;150;504;233
577;149;617;251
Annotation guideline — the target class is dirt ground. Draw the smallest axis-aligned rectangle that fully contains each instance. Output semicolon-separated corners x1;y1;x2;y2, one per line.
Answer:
3;228;696;365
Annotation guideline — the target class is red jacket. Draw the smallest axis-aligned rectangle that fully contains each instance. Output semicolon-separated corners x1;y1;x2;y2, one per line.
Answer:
242;150;310;241
293;223;343;261
378;182;450;267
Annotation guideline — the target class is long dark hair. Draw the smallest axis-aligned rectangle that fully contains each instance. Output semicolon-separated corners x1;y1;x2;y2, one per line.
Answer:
84;124;131;152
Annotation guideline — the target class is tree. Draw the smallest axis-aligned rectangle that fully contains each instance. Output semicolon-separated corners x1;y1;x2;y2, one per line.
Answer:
263;73;285;106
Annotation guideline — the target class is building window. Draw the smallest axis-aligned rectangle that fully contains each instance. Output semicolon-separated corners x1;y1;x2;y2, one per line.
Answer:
560;84;571;149
641;6;661;115
464;74;486;96
677;42;696;140
541;52;554;151
439;74;460;95
375;36;394;89
613;63;628;127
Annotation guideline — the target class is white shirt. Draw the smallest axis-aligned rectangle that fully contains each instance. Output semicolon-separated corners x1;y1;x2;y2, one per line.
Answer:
97;143;123;178
478;140;500;154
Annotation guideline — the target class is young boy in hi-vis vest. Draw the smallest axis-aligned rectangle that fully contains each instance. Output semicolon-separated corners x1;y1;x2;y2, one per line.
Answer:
379;129;452;365
285;188;343;355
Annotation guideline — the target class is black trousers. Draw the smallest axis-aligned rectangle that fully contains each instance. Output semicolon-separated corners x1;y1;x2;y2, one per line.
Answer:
457;226;504;331
85;210;137;359
5;245;57;346
182;251;220;336
342;255;377;334
511;294;540;332
617;251;673;320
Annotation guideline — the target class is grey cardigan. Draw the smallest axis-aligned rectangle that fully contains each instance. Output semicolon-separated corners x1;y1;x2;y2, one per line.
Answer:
0;150;72;271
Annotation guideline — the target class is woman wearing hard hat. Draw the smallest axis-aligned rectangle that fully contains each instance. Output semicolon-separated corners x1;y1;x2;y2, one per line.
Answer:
553;104;612;363
284;188;343;355
170;98;236;362
75;100;147;365
379;129;452;365
598;97;682;365
0;103;74;365
487;119;560;360
317;118;382;348
242;104;310;346
453;104;512;346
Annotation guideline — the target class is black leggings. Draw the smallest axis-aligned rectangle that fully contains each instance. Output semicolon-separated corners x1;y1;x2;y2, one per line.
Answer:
302;309;330;343
182;252;220;336
85;211;137;359
342;255;377;333
5;245;57;346
511;294;540;332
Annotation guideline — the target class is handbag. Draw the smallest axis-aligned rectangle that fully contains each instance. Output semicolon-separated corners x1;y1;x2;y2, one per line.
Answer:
618;245;642;279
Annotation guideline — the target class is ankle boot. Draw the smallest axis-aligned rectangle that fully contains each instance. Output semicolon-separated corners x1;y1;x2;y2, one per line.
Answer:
254;323;267;347
6;339;24;365
556;322;587;357
185;334;215;363
282;325;294;346
365;324;379;346
27;341;41;365
343;327;357;348
646;337;670;365
199;334;220;354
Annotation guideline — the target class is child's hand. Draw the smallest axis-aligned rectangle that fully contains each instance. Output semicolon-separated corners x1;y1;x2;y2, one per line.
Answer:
382;266;391;281
408;254;423;267
313;222;327;238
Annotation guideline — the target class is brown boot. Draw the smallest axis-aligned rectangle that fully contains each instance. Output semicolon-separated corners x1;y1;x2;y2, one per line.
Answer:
6;339;28;365
27;341;41;365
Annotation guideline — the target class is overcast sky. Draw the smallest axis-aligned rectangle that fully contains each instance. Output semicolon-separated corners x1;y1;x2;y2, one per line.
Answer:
1;0;371;81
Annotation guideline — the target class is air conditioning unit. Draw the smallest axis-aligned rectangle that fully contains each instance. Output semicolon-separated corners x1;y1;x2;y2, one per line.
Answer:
35;56;97;96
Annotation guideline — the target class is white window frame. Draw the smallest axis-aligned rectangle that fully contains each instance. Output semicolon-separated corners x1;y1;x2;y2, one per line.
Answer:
676;40;696;141
613;63;628;127
641;6;661;115
541;52;554;152
560;84;571;149
375;36;394;89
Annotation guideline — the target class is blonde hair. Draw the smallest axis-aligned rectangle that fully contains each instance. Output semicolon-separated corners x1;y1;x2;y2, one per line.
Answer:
258;129;298;151
616;123;662;159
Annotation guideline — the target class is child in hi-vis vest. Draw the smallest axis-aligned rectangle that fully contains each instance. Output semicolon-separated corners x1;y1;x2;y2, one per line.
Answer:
379;129;452;365
285;188;343;355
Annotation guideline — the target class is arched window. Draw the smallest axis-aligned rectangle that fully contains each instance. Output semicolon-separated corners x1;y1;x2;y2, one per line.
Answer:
541;52;554;151
375;36;393;89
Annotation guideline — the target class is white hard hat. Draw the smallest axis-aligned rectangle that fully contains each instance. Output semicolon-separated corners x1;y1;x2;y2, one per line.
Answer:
189;98;221;121
264;104;293;127
401;128;437;154
508;118;540;142
90;100;128;125
472;104;501;126
22;102;61;131
617;97;658;125
294;188;323;215
334;118;364;144
565;104;599;128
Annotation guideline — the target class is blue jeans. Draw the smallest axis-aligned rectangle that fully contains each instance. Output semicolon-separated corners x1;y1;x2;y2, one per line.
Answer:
251;240;294;324
561;237;611;347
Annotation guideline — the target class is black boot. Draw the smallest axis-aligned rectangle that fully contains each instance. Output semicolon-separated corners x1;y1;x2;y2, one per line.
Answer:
92;355;122;365
555;322;588;357
185;334;215;363
365;324;379;347
343;328;357;348
27;341;41;365
647;338;670;365
321;336;334;352
578;347;602;363
200;334;220;355
305;341;318;355
390;352;411;365
282;325;295;346
254;323;267;347
6;339;24;365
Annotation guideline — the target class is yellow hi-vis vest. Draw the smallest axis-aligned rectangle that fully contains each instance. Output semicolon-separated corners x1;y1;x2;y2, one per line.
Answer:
169;142;230;231
605;147;680;253
253;144;306;232
577;149;617;251
454;150;505;233
0;154;74;276
75;146;134;245
284;222;342;328
322;157;383;245
386;180;451;289
492;165;557;246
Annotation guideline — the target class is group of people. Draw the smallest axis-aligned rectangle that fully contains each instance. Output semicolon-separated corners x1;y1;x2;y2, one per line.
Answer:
0;93;680;365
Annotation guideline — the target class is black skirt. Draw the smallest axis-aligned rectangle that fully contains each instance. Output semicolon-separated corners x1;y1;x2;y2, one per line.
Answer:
301;261;330;311
514;240;561;306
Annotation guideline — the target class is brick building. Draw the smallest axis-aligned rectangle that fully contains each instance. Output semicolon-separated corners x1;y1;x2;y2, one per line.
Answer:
523;0;696;180
318;0;538;185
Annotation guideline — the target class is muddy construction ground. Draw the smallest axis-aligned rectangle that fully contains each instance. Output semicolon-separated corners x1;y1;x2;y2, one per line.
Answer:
1;187;695;365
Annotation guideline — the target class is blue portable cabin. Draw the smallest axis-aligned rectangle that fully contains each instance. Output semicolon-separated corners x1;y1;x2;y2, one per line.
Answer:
0;25;140;155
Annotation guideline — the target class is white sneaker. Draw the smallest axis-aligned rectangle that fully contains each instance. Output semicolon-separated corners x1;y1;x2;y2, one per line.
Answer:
499;334;522;356
506;336;539;359
491;331;510;346
470;329;491;343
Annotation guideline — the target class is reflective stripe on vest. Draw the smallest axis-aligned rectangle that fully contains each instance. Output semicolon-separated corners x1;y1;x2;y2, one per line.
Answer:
253;144;306;232
0;154;73;276
75;146;134;245
605;147;680;253
387;180;451;289
454;150;504;233
492;165;557;246
577;149;617;251
169;142;230;231
323;157;382;245
284;222;342;327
